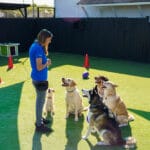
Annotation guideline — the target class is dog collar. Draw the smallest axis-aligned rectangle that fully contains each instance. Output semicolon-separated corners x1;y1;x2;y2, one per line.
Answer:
47;96;52;99
67;89;76;93
90;103;102;108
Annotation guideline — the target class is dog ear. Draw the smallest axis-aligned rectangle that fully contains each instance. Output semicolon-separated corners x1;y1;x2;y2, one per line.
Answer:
70;80;77;87
94;85;97;89
47;88;51;93
113;84;118;88
51;88;55;92
94;85;98;93
108;81;118;88
90;90;93;95
94;76;98;80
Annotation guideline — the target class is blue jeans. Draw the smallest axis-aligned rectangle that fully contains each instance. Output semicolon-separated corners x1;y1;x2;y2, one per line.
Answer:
32;80;47;126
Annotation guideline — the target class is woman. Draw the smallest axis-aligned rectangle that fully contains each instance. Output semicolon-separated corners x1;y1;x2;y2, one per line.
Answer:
29;29;53;133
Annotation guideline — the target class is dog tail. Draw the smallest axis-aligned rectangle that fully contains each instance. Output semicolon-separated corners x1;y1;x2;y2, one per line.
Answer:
124;136;137;149
128;114;135;122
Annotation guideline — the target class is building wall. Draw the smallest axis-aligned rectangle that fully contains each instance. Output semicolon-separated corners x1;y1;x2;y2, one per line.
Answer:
55;0;150;18
55;0;86;17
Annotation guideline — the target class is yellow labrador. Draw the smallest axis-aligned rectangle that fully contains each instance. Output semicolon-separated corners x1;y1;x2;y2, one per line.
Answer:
62;78;84;121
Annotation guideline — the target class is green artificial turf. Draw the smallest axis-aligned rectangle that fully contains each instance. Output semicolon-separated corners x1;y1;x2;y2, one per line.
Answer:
0;52;150;150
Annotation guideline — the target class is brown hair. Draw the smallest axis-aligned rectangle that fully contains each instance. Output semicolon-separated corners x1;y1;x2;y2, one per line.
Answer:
37;29;53;55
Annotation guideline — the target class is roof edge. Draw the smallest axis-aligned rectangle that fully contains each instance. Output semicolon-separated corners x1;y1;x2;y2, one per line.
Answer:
77;2;150;7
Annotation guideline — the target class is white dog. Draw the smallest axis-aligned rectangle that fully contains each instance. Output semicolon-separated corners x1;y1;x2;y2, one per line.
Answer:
43;88;55;117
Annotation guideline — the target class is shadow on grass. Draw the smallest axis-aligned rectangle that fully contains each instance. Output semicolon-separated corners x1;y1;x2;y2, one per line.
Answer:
0;81;24;150
32;131;42;150
45;113;54;130
128;108;150;121
0;52;27;69
85;139;124;150
65;114;84;150
32;114;54;150
0;56;8;66
32;129;53;150
49;53;150;78
1;52;150;78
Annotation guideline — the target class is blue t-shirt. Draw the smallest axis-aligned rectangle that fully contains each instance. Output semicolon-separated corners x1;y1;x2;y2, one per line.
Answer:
29;42;48;81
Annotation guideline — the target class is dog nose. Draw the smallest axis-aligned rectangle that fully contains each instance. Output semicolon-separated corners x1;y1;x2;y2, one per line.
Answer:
94;77;97;80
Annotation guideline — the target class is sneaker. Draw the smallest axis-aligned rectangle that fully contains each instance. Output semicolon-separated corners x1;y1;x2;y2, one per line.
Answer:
42;118;50;124
36;123;52;133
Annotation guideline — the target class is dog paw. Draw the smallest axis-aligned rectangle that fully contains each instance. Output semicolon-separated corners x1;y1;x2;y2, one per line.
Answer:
128;115;135;122
97;141;109;146
75;118;78;121
119;123;128;127
82;136;87;140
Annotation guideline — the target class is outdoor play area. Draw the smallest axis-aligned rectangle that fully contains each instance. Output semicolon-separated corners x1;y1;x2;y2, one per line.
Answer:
1;1;150;149
0;52;150;150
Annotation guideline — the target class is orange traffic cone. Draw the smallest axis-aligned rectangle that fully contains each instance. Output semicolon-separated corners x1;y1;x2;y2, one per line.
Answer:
8;55;13;69
83;53;90;69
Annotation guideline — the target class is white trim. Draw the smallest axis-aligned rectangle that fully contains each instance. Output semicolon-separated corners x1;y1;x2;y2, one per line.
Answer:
78;2;150;7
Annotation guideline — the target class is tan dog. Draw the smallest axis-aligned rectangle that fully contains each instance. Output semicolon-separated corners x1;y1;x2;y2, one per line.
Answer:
43;88;55;117
62;78;84;121
103;81;134;127
94;76;109;97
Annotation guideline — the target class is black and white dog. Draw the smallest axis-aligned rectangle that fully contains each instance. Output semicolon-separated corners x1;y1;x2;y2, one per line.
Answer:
81;86;136;148
82;86;114;132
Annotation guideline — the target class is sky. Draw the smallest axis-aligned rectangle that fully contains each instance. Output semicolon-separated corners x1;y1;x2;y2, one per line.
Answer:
0;0;54;6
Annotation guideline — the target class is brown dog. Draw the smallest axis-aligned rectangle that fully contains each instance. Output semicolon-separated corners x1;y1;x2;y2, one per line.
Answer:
43;88;55;117
103;81;134;127
62;78;84;121
94;76;109;97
